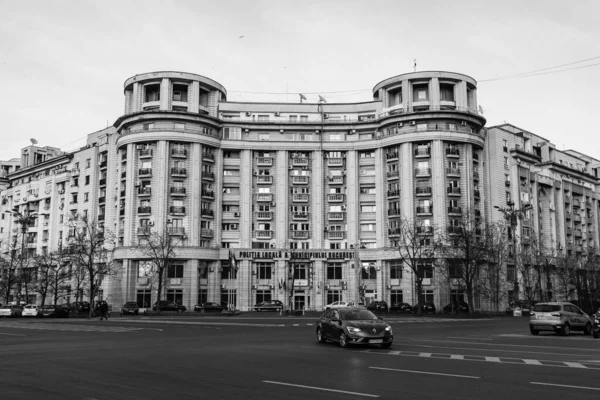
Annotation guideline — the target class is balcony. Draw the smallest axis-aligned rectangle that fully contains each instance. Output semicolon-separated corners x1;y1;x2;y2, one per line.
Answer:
292;194;309;202
585;200;592;208
448;226;462;235
121;171;126;180
202;171;214;180
292;231;309;239
327;158;344;167
416;206;432;215
120;190;126;197
448;206;462;215
417;226;433;235
98;214;106;221
203;153;215;162
171;168;187;177
201;209;214;218
576;245;583;253
565;211;572;219
415;168;431;177
201;229;214;238
574;229;582;238
505;180;511;187
574;214;582;223
388;209;401;217
292;212;308;221
446;148;460;157
474;190;481;199
473;153;480;163
564;195;571;203
473;171;480;181
138;207;151;214
99;160;108;169
386;152;399;160
201;190;214;199
475;210;481;218
257;176;273;184
119;209;125;216
257;157;273;166
256;193;273;202
566;226;573;235
171;148;187;158
257;211;273;220
171;187;186;196
447;187;461;196
328;176;344;185
99;178;107;186
121;153;127;161
169;206;186;215
255;230;272;239
139;149;153;158
327;212;345;221
139;168;152;177
446;167;460;176
137;226;151;236
168;227;186;236
386;170;400;179
414;148;431;158
387;189;400;198
388;227;401;236
292;176;308;185
138;187;151;196
292;157;310;167
71;169;80;176
416;187;432;196
327;194;344;202
98;196;106;204
327;231;345;240
573;199;581;208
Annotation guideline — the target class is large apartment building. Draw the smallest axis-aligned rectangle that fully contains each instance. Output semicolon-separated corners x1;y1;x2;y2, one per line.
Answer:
1;70;598;312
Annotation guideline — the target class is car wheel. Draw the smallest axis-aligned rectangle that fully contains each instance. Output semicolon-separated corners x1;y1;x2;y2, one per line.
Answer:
339;332;349;348
561;323;571;336
317;328;326;344
381;342;392;349
529;326;539;335
583;323;592;336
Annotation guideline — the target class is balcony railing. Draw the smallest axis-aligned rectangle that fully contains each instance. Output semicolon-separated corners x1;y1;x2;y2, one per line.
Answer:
171;187;186;196
292;194;309;202
388;228;401;236
386;170;400;178
565;211;571;219
292;231;309;239
416;206;432;215
257;176;273;184
327;194;344;202
448;226;462;235
99;178;106;186
98;196;106;204
417;226;433;235
386;152;399;160
201;190;214;198
139;168;152;177
202;171;214;180
448;206;462;215
414;148;431;157
292;157;310;166
98;214;106;221
415;168;431;177
201;228;214;238
256;193;273;202
255;230;272;239
564;195;571;203
257;211;272;220
327;158;344;167
327;212;345;221
292;176;308;184
474;190;481;198
573;199;581;208
121;153;127;161
327;231;345;240
387;189;400;197
139;149;153;158
416;187;432;196
201;209;214;217
137;226;151;236
446;148;460;157
171;168;187;176
168;227;186;236
473;153;480;162
203;152;215;161
446;167;460;176
171;148;187;157
473;171;480;180
138;187;151;196
121;171;126;179
328;176;344;185
447;187;461;195
257;157;273;166
388;209;401;216
99;160;107;169
138;207;151;214
292;212;308;220
169;206;186;214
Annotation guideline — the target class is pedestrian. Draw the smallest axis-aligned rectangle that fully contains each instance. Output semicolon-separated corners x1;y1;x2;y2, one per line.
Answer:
99;301;108;321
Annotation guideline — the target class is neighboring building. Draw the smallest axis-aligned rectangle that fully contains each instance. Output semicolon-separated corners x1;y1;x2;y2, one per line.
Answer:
0;70;598;312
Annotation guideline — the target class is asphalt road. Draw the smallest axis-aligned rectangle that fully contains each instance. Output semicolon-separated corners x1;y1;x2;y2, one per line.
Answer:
1;314;600;399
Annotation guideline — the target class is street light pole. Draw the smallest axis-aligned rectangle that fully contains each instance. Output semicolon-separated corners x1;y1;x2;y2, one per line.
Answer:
494;200;532;304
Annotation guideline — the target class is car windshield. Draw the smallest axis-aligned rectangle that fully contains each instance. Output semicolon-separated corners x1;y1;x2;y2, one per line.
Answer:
340;309;378;321
42;306;55;310
533;304;561;313
0;306;10;309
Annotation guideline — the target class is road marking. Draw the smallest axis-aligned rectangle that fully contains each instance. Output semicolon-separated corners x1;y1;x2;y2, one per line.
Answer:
450;355;464;360
411;338;600;353
523;359;542;366
485;357;501;362
419;353;432;358
531;382;600;391
262;380;379;398
0;332;26;336
563;362;586;368
369;366;479;379
447;336;493;341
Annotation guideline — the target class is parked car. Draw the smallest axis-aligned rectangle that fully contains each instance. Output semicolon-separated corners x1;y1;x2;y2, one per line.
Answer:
443;301;470;314
92;301;110;317
121;301;140;315
324;301;350;310
74;302;91;312
253;300;284;312
0;305;23;318
367;301;389;314
507;300;535;316
194;301;227;313
529;302;593;336
152;301;186;313
22;304;42;317
316;307;393;348
346;301;366;308
389;302;413;314
413;302;436;314
593;309;600;339
40;305;69;318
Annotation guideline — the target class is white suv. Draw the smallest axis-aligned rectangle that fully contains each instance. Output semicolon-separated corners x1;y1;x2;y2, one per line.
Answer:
529;302;593;336
22;304;41;317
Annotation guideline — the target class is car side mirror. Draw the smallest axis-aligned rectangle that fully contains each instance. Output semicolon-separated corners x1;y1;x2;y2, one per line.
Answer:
378;316;383;320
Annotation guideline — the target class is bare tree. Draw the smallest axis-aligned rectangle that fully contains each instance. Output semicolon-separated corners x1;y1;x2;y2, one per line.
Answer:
0;236;21;304
64;215;115;318
392;218;439;315
554;252;579;302
33;249;72;306
517;231;547;304
477;221;511;312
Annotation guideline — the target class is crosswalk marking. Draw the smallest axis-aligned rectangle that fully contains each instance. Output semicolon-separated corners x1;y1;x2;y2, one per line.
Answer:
0;322;143;333
485;357;501;362
451;355;464;360
524;359;542;365
564;362;586;368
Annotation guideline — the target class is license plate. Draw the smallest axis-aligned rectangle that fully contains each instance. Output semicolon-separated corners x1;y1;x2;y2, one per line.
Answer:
369;339;383;344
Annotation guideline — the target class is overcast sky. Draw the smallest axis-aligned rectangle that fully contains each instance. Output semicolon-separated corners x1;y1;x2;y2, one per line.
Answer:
1;0;598;160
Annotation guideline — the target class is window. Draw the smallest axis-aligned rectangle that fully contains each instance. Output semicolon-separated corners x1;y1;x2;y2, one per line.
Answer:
360;186;376;194
391;290;403;304
258;133;269;141
167;264;184;279
223;169;239;176
292;263;307;279
85;176;90;185
256;290;271;303
221;263;238;280
330;133;342;141
361;263;377;279
144;84;160;102
507;265;516;282
137;289;152;308
361;205;376;213
360;166;375;176
360;223;376;231
423;290;434;302
197;289;208;305
223;127;241;140
256;263;272;280
440;83;454;102
326;263;342;279
327;290;342;304
221;290;237;306
504;157;509;169
86;159;91;168
390;261;403;279
360;150;376;158
166;289;183;305
506;191;511;202
257;115;269;122
289;115;297;123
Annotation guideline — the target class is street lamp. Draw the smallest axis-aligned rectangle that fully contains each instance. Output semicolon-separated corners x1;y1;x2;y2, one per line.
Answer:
8;203;38;305
494;200;532;302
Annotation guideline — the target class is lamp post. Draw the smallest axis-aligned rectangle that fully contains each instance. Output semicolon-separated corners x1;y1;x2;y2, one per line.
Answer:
8;203;38;305
494;200;532;303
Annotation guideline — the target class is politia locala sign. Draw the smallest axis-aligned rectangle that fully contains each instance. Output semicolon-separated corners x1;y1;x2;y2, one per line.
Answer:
235;250;355;260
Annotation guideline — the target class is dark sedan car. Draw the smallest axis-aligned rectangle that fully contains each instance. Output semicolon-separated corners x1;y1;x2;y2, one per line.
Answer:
153;301;186;313
121;301;140;315
443;301;470;314
316;308;393;349
366;301;389;314
390;302;413;314
413;301;436;314
40;305;70;318
194;301;226;313
254;300;284;312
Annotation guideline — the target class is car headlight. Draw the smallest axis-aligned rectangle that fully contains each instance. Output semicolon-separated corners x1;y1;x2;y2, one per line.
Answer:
347;327;361;333
385;326;393;333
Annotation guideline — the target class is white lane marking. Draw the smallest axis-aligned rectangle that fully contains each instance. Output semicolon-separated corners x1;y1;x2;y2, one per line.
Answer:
485;357;501;362
450;355;464;360
407;343;588;358
369;366;479;379
419;353;432;358
293;324;299;326
563;362;587;369
531;382;600;391
413;338;600;352
447;337;493;341
0;332;26;336
263;380;379;398
523;359;542;366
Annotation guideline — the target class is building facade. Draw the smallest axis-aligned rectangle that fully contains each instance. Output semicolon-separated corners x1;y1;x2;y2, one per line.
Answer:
1;70;598;312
